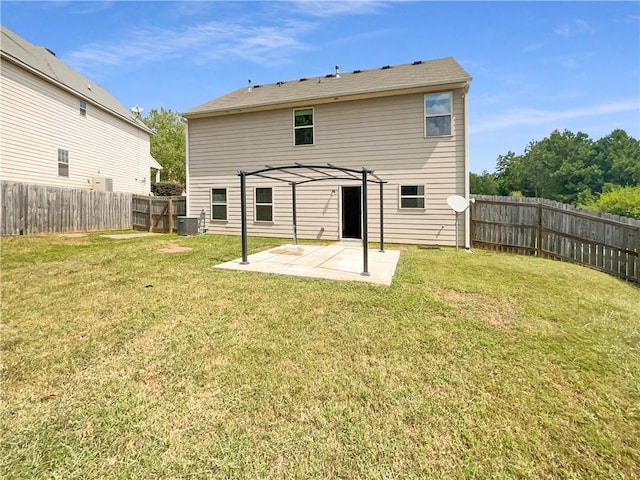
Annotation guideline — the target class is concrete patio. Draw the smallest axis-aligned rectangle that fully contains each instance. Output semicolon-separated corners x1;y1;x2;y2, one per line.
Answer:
213;243;400;286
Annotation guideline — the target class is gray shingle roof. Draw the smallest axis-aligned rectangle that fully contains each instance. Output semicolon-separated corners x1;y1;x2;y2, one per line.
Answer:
184;57;471;117
1;25;151;133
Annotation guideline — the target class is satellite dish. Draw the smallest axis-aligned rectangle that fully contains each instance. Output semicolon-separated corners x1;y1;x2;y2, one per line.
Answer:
447;195;469;213
447;195;470;251
130;105;144;116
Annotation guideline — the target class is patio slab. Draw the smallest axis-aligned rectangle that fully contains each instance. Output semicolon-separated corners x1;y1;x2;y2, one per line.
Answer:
213;243;400;286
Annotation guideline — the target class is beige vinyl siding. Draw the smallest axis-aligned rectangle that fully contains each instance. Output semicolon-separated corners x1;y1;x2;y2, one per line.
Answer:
188;89;466;245
0;60;152;194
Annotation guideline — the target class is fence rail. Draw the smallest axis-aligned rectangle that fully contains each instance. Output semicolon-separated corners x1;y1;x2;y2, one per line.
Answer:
471;195;640;283
132;195;186;233
1;181;132;235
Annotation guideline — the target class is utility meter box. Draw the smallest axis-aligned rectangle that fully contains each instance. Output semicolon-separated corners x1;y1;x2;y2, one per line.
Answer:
177;216;198;236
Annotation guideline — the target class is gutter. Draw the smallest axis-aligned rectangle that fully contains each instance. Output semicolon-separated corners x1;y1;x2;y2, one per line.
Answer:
464;81;471;250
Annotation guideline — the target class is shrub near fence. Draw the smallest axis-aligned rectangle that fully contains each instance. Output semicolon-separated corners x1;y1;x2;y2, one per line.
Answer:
1;181;132;235
471;195;640;283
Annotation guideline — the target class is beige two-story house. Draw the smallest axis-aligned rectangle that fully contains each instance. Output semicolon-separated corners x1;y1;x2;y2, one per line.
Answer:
183;57;471;246
0;26;161;194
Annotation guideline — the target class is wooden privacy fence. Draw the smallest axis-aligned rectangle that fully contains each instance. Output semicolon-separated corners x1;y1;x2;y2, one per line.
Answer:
471;195;640;283
1;181;132;235
132;195;186;232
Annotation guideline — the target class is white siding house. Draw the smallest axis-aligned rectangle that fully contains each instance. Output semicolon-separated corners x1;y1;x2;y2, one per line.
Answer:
183;58;472;246
0;26;161;194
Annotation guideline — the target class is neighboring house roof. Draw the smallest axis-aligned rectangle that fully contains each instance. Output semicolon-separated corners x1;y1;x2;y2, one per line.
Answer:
0;25;153;135
184;57;471;118
149;156;163;170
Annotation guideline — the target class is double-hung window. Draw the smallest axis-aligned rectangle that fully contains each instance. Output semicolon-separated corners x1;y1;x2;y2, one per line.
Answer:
255;187;273;222
211;188;227;221
58;149;69;177
79;100;87;116
294;108;314;145
399;185;425;209
425;92;452;136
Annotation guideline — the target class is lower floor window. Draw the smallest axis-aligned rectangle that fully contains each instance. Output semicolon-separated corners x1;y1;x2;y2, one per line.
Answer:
58;149;69;177
255;187;273;222
211;188;227;221
400;185;425;209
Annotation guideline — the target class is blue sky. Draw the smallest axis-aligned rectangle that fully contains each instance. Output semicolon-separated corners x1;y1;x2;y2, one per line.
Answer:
2;1;639;173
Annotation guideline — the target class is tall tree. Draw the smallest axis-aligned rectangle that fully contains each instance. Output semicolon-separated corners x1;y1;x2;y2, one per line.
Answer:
143;108;186;187
470;171;499;195
594;129;640;187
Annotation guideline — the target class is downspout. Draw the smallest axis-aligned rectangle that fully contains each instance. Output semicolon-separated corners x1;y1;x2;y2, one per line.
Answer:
464;82;471;250
183;117;190;214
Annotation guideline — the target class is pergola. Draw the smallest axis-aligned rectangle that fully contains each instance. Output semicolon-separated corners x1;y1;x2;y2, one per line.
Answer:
238;163;386;276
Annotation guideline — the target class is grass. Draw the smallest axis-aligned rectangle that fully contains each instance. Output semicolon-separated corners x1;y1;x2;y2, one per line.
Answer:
1;232;639;479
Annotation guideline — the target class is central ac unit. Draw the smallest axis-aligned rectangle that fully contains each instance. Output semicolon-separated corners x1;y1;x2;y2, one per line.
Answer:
91;177;113;192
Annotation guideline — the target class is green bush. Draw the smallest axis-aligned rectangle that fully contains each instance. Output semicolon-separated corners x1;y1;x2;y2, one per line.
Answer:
581;185;640;219
152;182;183;196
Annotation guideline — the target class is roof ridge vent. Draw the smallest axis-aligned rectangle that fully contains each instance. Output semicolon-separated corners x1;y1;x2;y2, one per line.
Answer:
352;69;362;74
325;73;334;78
412;60;423;65
381;65;391;70
44;47;57;57
299;77;307;82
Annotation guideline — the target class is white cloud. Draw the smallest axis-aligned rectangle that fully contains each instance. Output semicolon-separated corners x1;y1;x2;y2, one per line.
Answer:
290;0;390;17
470;99;640;134
64;20;314;72
554;19;594;38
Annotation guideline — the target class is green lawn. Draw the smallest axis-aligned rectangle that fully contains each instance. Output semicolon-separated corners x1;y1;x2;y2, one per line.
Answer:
1;232;638;479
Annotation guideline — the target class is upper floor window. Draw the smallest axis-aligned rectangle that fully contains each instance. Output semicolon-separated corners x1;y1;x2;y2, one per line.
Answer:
425;92;452;136
294;108;314;145
211;188;227;221
58;149;69;177
399;185;425;209
79;100;87;116
255;187;273;222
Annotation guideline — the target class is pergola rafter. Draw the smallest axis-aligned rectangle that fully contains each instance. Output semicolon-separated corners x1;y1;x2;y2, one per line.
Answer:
238;163;386;276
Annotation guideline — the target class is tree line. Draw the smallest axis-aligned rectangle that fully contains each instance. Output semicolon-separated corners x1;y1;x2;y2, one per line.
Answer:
471;129;640;219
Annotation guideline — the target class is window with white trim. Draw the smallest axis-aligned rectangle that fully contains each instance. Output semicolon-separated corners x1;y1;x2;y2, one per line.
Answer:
211;188;227;221
255;187;273;222
79;100;87;116
399;185;425;209
294;107;314;145
425;92;452;136
58;149;69;177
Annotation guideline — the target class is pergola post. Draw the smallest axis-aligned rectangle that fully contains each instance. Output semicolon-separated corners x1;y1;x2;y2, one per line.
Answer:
379;182;385;252
361;169;370;276
291;182;298;245
240;172;249;264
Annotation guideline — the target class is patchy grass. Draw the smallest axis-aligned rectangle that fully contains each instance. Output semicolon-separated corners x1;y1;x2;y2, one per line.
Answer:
1;232;639;479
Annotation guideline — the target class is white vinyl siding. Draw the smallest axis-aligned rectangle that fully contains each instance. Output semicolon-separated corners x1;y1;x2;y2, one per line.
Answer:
187;89;466;245
0;59;153;193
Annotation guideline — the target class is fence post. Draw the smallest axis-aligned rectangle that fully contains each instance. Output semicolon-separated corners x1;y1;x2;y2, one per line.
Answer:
148;197;153;232
537;202;543;257
168;198;174;233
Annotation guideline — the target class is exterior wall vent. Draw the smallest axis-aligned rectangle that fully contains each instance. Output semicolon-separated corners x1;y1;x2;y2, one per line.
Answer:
91;177;113;192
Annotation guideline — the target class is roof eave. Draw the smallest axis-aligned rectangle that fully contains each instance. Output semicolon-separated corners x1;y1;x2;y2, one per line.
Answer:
0;51;153;135
183;78;471;120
